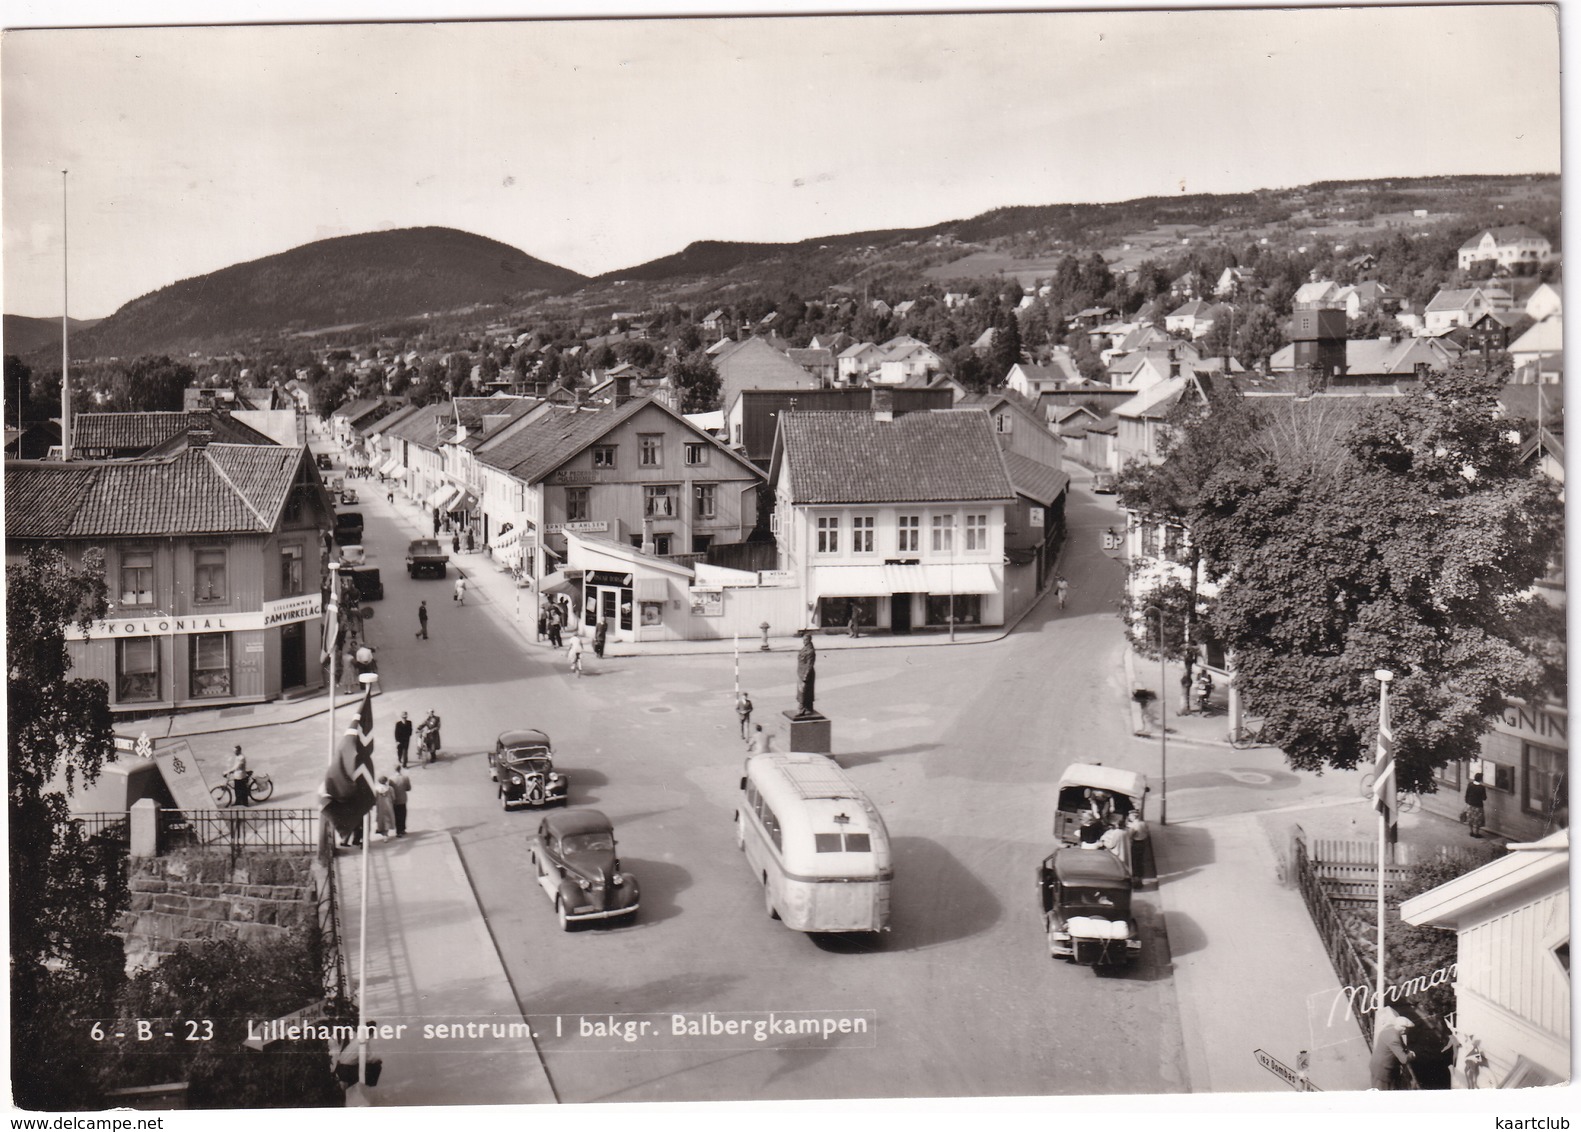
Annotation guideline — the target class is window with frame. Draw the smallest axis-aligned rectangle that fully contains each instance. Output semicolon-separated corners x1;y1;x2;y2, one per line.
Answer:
592;445;617;468
692;534;713;555
815;830;874;853
817;516;840;554
639;434;663;467
653;534;673;556
189;633;231;698
996;412;1012;434
897;515;920;553
194;548;227;603
684;442;709;466
280;544;305;596
566;486;591;523
644;484;678;518
931;514;956;553
116;637;159;702
965;514;988;551
694;483;717;520
1522;743;1568;818
852;515;875;553
120;550;155;606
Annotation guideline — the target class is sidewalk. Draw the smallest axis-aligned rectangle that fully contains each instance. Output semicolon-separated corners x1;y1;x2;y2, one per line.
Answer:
331;830;557;1106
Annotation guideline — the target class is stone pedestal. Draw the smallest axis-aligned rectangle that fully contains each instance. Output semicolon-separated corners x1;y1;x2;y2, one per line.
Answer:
783;710;832;755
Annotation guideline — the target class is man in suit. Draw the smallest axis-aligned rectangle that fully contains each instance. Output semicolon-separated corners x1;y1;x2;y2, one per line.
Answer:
394;712;413;769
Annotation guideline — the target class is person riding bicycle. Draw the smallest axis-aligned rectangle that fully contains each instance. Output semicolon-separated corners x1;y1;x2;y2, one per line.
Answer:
227;745;253;807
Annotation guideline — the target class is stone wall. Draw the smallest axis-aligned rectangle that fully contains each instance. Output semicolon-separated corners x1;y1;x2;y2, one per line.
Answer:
120;850;317;973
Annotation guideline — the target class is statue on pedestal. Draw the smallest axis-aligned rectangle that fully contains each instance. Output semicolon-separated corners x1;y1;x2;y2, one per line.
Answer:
794;633;817;717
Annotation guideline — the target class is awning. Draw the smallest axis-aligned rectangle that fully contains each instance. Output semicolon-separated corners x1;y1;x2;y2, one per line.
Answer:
379;456;403;477
541;570;577;597
426;484;459;510
452;490;479;512
814;563;997;598
635;577;669;602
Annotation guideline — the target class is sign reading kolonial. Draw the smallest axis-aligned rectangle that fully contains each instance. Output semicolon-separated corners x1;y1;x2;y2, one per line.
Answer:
66;593;323;641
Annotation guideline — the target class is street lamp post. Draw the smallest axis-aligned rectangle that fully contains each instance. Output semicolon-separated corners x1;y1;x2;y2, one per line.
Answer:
1149;604;1169;826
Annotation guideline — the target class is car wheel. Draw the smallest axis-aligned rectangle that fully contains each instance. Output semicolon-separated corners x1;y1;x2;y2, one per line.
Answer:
734;814;745;851
555;896;574;932
764;877;779;921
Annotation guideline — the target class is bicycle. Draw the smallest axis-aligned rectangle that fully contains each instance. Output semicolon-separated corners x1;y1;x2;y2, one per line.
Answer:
211;771;274;807
1359;771;1420;813
1228;718;1267;749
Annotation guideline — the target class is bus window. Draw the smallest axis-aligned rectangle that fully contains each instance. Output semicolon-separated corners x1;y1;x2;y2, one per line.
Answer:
845;832;871;852
814;831;872;853
761;803;781;851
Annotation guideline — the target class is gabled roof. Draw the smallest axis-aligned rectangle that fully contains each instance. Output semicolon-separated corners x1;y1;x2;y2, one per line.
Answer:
1167;299;1215;319
6;445;311;538
1460;225;1549;249
1002;452;1071;507
772;409;1015;505
1424;287;1487;313
1115;376;1188;421
1509;317;1564;356
69;411;278;457
838;341;880;360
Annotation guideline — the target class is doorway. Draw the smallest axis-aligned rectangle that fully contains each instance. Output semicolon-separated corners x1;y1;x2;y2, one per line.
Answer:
281;622;306;689
890;592;913;635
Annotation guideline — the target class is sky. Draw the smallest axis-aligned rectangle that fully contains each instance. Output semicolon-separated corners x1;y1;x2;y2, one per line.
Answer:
1;3;1563;320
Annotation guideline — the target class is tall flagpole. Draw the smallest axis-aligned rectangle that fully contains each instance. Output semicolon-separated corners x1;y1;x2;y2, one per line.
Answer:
356;674;377;1088
324;561;341;850
60;170;72;462
1374;669;1394;1012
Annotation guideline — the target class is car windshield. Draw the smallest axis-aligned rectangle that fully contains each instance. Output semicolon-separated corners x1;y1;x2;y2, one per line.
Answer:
562;832;614;854
1060;885;1129;915
508;756;551;774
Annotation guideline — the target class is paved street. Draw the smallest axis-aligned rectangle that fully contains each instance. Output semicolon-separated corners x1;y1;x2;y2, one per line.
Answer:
173;469;1365;1103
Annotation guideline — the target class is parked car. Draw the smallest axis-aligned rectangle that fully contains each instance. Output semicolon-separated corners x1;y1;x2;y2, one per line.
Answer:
528;809;639;931
340;487;359;505
489;729;567;810
1092;471;1118;494
405;538;448;579
1038;846;1141;968
334;511;364;546
315;453;333;471
343;566;383;602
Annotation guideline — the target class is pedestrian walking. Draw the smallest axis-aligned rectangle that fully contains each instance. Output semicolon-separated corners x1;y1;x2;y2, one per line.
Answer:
1368;1017;1416;1090
452;532;461;555
748;724;774;753
1465;772;1488;839
1178;670;1195;716
593;617;608;658
415;600;429;640
567;634;585;677
466;529;475;553
1056;575;1070;610
847;609;861;639
374;776;395;840
736;692;754;741
547;605;563;648
432;510;441;537
387;490;394;505
394;712;413;768
388;767;412;836
454;574;466;605
537;609;548;642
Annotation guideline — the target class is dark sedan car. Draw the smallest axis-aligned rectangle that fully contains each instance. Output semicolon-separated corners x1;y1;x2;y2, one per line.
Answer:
489;729;567;810
529;809;639;931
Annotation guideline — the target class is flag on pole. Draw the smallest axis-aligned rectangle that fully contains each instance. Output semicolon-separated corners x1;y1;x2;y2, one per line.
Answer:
323;681;377;836
1372;683;1398;830
318;589;340;667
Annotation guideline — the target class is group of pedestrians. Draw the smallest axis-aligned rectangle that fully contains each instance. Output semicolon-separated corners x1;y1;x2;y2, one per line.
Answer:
735;692;774;752
391;709;442;766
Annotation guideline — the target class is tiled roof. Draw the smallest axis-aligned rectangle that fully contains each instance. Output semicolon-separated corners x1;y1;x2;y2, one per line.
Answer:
1003;452;1070;506
69;411;280;457
775;409;1014;505
6;445;306;539
477;399;650;483
1425;288;1484;313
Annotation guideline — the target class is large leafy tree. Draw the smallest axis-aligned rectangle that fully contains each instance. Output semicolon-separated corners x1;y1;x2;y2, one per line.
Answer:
109;355;195;412
666;350;721;414
1191;365;1563;791
9;548;123;1108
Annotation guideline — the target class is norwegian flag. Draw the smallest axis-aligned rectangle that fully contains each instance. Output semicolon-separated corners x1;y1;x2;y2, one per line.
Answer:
318;588;340;668
322;681;377;836
1372;683;1398;830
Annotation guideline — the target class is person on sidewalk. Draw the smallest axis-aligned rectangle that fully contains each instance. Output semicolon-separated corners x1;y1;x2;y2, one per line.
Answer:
736;692;754;741
454;574;467;605
1178;670;1195;716
374;776;395;840
227;745;252;808
847;609;861;639
452;531;461;556
1056;575;1069;610
1465;772;1488;838
388;767;412;836
432;510;441;537
593;617;609;659
419;710;442;762
394;712;413;769
567;633;585;678
547;605;563;648
415;600;429;640
1126;809;1152;886
466;529;475;553
1368;1017;1415;1090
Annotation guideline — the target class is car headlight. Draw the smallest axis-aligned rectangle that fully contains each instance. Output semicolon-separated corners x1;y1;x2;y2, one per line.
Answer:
510;775;523;785
612;872;624;886
577;877;591;890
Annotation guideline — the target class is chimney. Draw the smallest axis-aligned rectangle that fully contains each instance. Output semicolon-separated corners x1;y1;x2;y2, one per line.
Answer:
614;374;633;407
872;387;895;422
188;407;214;450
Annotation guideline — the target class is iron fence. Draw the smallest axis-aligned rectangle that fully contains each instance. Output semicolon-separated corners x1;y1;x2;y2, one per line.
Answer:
1294;836;1378;1046
72;812;131;842
161;808;319;854
315;858;349;1010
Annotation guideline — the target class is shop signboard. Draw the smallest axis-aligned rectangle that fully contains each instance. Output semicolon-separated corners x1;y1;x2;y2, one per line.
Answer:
690;588;724;617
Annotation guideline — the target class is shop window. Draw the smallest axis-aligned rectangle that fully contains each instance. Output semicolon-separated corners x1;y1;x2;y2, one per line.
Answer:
695;483;717;520
897;515;920;553
817;596;878;628
592;445;617;469
1481;759;1516;794
931;515;955;553
1522;743;1568;820
925;593;981;626
120;551;155;606
639;434;663;467
644;485;678;518
566;486;590;523
281;544;305;596
965;514;988;551
852;515;875;553
817;516;840;554
194;548;227;603
116;638;160;702
685;442;709;466
190;633;232;699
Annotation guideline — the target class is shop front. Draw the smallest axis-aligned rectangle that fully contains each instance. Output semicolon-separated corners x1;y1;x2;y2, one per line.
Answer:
563;531;697;644
812;562;1002;633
